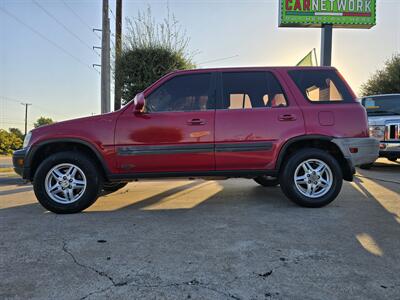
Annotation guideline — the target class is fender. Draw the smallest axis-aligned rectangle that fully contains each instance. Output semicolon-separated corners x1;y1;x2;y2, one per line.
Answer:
275;134;334;169
25;138;112;179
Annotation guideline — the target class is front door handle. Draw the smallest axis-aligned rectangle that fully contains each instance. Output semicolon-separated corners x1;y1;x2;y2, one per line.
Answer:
278;114;296;121
187;118;206;125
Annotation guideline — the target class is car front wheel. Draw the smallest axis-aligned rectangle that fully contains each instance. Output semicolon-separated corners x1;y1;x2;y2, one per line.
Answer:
33;151;102;214
279;148;343;208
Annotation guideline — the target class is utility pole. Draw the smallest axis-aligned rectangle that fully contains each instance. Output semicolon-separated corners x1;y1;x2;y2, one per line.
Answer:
101;0;111;114
21;103;32;135
114;0;122;111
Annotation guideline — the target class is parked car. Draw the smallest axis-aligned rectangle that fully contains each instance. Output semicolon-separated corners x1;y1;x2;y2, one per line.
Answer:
360;94;400;169
13;67;379;213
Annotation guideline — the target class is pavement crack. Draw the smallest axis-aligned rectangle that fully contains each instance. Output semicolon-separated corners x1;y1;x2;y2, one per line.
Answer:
61;240;131;299
79;286;113;300
62;240;240;300
62;240;117;285
126;278;241;299
191;282;241;299
62;247;243;300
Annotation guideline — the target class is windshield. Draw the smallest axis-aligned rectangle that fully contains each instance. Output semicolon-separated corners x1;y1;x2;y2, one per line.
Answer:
361;95;400;116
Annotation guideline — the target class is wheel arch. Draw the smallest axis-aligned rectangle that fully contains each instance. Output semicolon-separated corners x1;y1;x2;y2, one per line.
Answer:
27;138;111;181
276;135;354;181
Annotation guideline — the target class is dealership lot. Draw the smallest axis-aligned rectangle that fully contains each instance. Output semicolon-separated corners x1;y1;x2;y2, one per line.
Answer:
1;159;399;299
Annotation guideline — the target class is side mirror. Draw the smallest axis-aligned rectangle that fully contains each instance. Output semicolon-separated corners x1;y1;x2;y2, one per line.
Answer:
133;92;145;113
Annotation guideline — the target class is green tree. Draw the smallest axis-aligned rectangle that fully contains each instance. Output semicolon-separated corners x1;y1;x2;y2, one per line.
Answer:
116;6;195;104
34;116;54;128
9;128;24;140
0;129;23;155
360;54;400;96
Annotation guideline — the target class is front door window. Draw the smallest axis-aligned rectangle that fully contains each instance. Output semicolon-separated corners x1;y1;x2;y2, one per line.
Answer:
145;73;214;112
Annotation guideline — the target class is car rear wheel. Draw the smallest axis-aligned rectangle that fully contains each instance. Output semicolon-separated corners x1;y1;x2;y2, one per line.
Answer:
33;151;102;214
254;175;279;187
279;148;342;208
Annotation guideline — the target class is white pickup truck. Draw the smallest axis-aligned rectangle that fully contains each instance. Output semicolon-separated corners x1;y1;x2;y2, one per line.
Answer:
360;94;400;168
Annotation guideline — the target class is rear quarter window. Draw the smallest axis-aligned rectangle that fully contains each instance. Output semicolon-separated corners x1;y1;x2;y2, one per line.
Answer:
289;69;354;103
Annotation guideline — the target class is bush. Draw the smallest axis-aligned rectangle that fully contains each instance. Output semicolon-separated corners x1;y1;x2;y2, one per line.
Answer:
9;128;23;140
34;117;54;128
0;129;23;155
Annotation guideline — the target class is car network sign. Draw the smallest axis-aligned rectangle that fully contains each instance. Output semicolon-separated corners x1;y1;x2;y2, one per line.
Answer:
279;0;376;28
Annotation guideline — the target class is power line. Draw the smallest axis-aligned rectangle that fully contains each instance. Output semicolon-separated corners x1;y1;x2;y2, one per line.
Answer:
0;95;21;104
109;7;116;21
198;55;239;65
31;104;69;120
61;0;101;40
0;95;69;119
0;121;31;126
32;0;99;57
0;6;96;73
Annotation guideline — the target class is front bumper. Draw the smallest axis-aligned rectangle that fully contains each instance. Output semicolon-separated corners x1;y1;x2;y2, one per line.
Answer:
12;148;29;178
332;137;380;167
379;142;400;158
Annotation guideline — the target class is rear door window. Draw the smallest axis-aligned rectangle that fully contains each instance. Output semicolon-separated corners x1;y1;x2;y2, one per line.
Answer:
289;69;354;103
221;71;288;109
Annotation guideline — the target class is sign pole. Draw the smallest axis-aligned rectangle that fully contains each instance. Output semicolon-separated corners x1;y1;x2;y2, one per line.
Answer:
320;24;333;66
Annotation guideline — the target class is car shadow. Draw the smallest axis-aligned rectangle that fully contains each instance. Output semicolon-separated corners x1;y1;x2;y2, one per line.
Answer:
0;186;33;196
358;159;400;174
1;176;399;260
0;176;28;187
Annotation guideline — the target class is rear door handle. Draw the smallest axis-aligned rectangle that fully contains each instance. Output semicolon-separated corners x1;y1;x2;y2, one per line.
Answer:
187;118;206;125
278;114;296;121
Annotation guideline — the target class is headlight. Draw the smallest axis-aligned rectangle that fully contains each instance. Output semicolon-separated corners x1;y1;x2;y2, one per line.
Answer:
23;131;32;148
369;125;385;140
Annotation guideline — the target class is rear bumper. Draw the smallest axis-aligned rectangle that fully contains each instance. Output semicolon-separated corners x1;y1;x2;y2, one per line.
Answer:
332;137;380;167
12;148;29;178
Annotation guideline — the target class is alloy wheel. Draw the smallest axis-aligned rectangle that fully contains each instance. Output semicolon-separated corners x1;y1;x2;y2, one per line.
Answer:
44;163;87;204
293;159;333;198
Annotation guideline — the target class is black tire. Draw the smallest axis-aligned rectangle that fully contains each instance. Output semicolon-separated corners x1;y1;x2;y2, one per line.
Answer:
279;148;343;208
359;163;373;170
101;182;128;195
254;176;279;187
33;151;102;214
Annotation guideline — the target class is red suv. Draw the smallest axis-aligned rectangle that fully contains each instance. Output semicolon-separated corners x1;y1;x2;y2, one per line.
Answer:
13;67;379;213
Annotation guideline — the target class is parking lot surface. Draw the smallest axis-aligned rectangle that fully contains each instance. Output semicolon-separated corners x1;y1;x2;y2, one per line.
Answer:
1;159;399;300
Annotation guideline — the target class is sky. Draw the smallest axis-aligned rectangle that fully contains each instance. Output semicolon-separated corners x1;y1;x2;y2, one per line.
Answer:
0;0;399;132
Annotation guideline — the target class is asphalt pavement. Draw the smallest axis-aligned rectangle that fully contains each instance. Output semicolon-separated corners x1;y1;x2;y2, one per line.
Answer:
0;159;399;299
0;156;12;168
